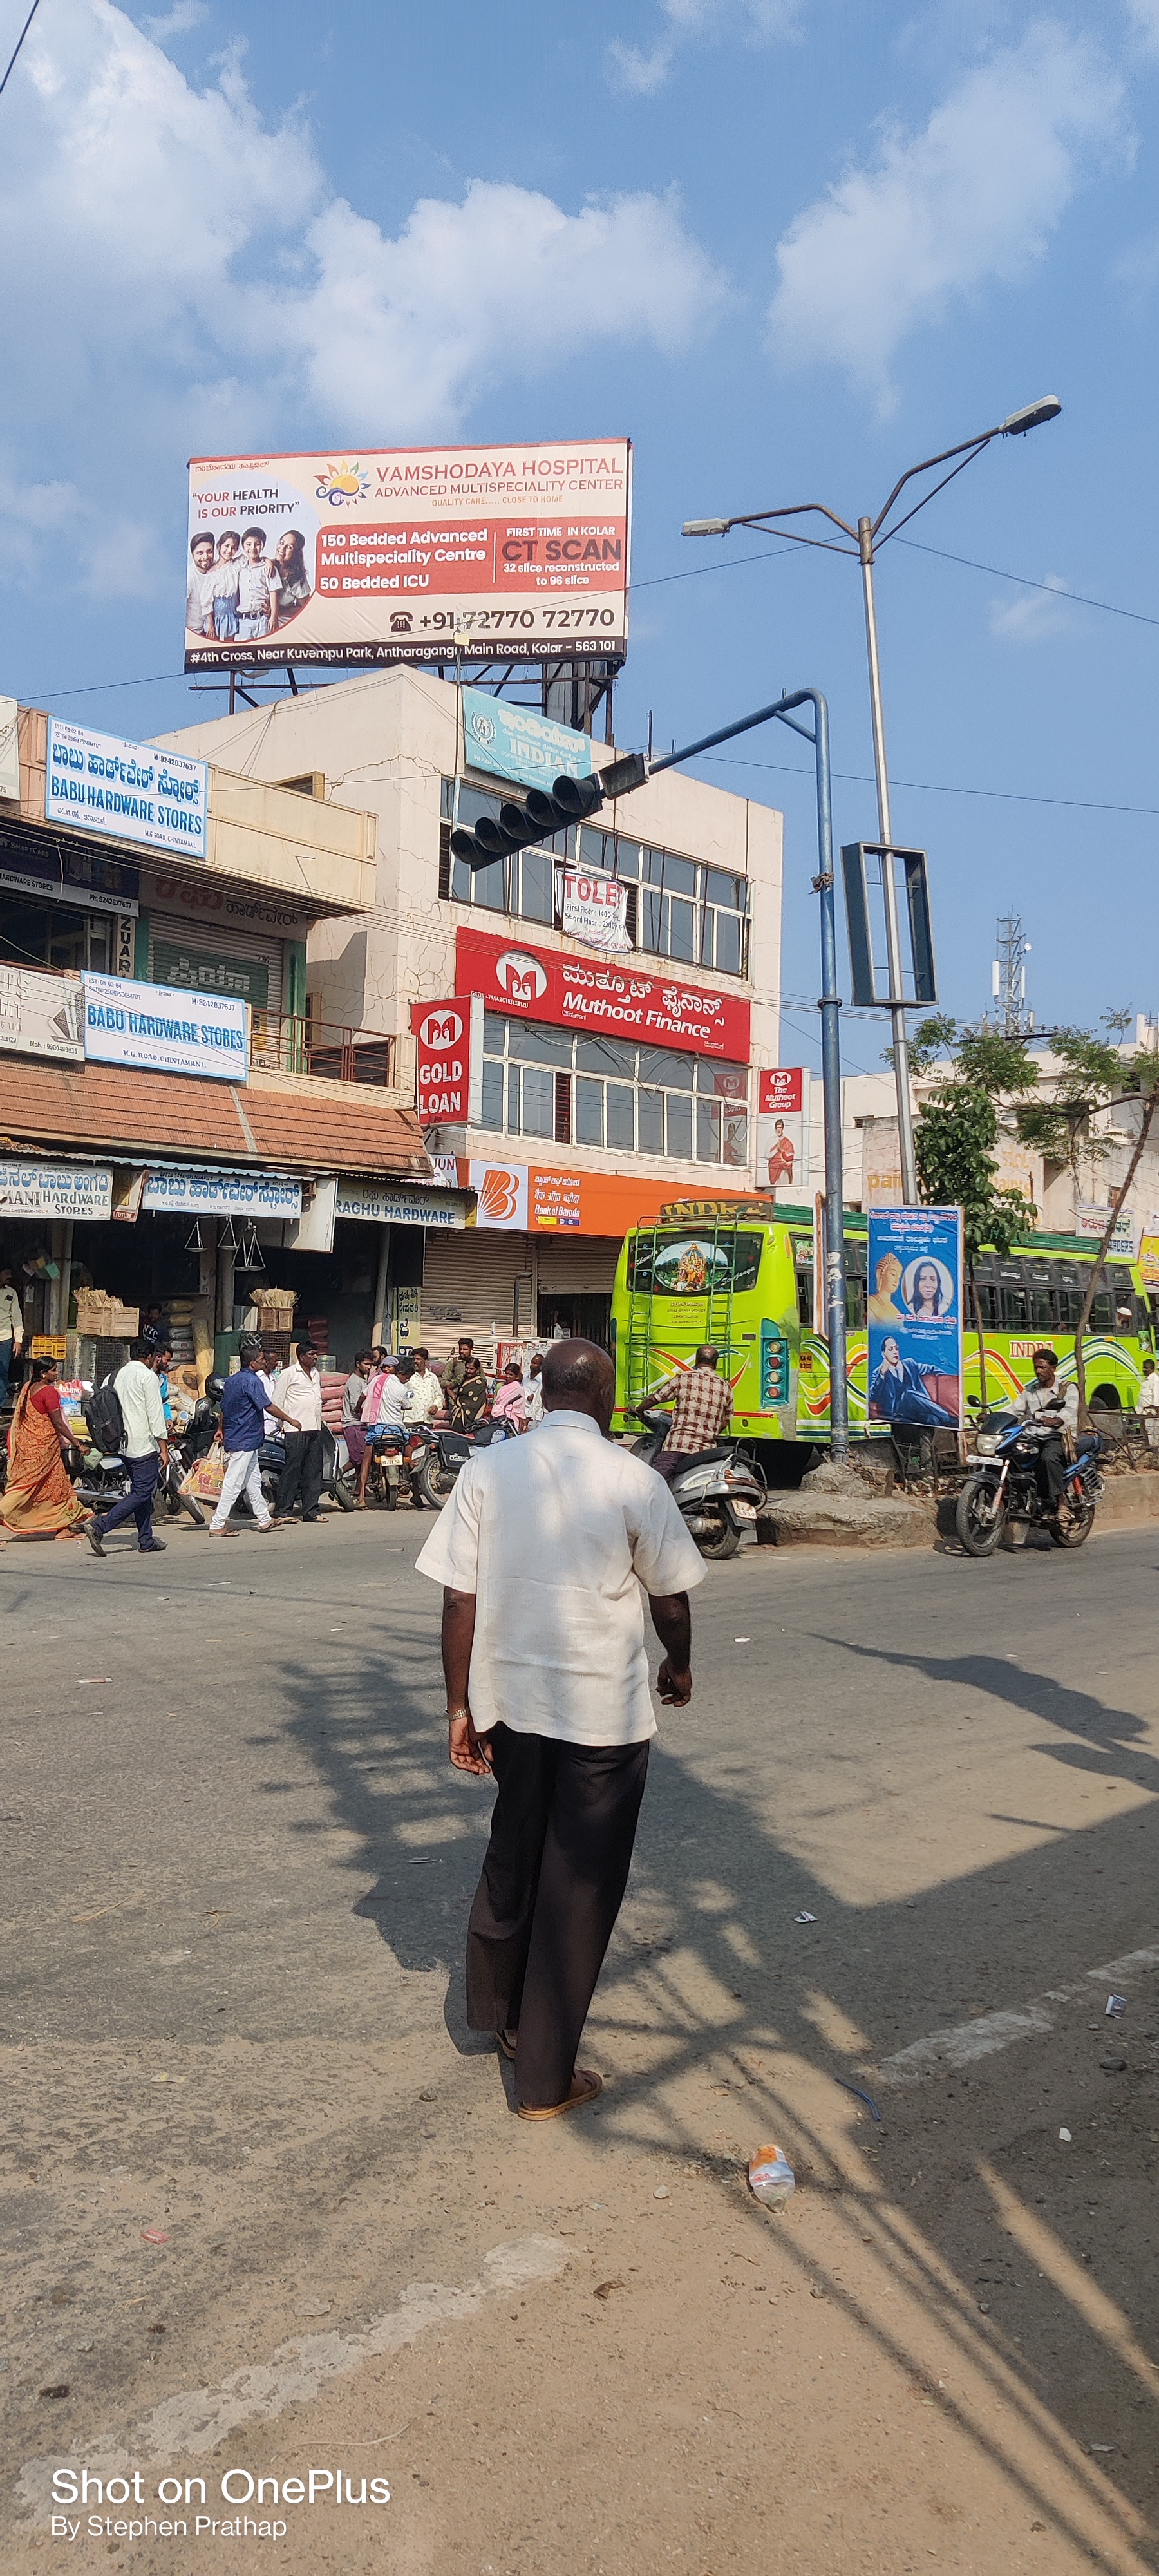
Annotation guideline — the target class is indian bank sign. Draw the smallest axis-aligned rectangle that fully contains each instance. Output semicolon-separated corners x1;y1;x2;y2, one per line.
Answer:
412;996;471;1121
456;927;749;1061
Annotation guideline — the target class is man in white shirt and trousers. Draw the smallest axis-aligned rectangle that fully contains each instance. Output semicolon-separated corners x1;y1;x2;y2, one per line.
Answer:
87;1339;172;1558
417;1338;704;2119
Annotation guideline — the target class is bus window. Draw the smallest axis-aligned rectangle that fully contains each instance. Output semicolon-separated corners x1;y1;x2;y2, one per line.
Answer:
1003;1282;1030;1327
1055;1286;1084;1328
627;1231;764;1296
797;1269;813;1327
975;1282;1001;1325
846;1274;866;1327
1089;1289;1113;1331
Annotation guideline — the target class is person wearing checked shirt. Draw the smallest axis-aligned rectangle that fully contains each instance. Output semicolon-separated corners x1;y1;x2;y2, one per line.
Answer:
646;1344;734;1482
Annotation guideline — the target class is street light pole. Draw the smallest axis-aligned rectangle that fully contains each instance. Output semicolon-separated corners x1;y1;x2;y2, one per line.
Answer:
858;514;917;1201
683;396;1062;1206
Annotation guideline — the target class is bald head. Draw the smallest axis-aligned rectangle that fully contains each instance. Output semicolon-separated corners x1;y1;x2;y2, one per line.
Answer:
540;1337;616;1433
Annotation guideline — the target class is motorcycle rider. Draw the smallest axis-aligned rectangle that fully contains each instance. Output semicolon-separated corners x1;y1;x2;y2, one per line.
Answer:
358;1352;414;1508
1008;1346;1079;1519
645;1345;733;1482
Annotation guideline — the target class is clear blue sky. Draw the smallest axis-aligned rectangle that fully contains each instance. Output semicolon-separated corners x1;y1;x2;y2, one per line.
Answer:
3;0;1159;1069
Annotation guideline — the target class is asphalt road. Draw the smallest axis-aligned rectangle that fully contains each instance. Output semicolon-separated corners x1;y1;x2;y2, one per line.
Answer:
3;1506;1158;2575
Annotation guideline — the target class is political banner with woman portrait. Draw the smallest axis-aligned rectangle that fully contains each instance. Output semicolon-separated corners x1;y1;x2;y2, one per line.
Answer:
867;1205;963;1432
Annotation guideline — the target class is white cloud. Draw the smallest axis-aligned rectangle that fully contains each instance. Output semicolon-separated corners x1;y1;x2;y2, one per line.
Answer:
0;0;726;602
989;573;1075;643
143;1;207;35
768;24;1127;411
608;0;799;95
1124;0;1159;53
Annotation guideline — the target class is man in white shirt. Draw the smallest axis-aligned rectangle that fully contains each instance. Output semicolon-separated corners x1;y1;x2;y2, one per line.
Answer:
404;1347;444;1425
1138;1357;1159;1448
88;1340;171;1558
0;1264;24;1409
358;1354;413;1508
272;1341;326;1524
416;1338;704;2120
1009;1346;1079;1517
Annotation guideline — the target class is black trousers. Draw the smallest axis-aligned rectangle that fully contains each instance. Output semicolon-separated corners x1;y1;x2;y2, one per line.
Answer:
1035;1432;1068;1510
466;1722;650;2110
99;1453;160;1545
276;1429;323;1519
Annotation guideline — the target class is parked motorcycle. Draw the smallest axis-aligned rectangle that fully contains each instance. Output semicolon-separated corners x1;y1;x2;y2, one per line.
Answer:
69;1440;207;1528
334;1416;517;1512
630;1407;766;1560
956;1412;1105;1557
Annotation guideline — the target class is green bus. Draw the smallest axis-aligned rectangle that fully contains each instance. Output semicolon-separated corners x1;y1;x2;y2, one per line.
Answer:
610;1199;1155;1446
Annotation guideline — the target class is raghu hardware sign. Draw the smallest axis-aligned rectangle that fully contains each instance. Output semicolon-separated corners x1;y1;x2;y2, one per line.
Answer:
46;720;209;860
335;1179;466;1229
82;972;248;1083
0;1160;113;1220
455;926;750;1061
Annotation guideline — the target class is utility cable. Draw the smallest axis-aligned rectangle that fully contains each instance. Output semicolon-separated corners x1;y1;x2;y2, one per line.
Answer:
1;0;42;98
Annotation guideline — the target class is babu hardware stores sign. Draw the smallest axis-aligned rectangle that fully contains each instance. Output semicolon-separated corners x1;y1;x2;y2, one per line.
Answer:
185;439;631;670
46;719;209;860
82;972;249;1083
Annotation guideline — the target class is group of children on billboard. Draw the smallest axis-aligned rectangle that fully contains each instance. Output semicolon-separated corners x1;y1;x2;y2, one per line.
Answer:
186;526;312;644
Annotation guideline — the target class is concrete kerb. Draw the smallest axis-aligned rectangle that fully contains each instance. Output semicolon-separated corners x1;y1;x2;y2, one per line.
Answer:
755;1469;1159;1552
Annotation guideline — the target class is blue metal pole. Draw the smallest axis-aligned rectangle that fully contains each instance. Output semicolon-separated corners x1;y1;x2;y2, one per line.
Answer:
649;685;850;1458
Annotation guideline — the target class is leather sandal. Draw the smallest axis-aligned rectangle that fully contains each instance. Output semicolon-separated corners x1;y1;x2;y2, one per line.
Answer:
517;2069;602;2121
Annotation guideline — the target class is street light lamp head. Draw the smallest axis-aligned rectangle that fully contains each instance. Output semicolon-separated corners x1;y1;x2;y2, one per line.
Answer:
999;395;1062;437
681;517;731;536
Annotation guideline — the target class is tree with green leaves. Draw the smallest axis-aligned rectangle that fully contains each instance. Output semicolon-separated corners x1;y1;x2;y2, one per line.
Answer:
1017;1025;1159;1417
909;1018;1038;1412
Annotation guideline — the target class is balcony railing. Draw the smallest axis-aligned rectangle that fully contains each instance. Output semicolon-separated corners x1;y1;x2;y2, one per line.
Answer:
250;1012;397;1088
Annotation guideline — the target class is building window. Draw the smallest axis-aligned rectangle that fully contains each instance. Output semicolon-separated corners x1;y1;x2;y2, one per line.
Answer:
476;1011;749;1164
440;777;749;976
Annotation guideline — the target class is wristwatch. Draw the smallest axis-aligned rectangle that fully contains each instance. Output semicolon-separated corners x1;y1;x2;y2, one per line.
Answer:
446;1707;471;1723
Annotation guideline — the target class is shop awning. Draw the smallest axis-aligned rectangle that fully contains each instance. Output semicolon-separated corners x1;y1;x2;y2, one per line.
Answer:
0;1057;431;1182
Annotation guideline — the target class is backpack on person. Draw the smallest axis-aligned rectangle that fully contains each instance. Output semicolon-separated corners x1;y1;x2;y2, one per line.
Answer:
85;1378;126;1455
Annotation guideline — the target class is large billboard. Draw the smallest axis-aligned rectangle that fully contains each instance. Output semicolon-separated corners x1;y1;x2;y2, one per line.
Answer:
185;440;632;671
455;926;751;1062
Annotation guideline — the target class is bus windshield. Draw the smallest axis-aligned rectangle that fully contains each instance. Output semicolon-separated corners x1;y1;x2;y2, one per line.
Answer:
627;1230;764;1296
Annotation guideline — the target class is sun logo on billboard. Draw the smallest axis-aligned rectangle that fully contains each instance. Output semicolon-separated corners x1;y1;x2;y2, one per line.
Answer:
478;1168;521;1222
315;460;370;507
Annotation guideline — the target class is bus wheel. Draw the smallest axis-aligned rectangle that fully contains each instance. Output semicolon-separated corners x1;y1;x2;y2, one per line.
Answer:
955;1477;1006;1557
695;1510;740;1560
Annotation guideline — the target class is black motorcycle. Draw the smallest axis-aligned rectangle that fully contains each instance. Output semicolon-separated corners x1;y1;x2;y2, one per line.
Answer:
956;1410;1104;1557
630;1406;765;1560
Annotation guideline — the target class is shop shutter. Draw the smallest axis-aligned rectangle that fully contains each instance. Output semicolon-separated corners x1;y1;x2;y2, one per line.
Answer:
420;1229;532;1361
536;1236;619;1294
146;911;284;1018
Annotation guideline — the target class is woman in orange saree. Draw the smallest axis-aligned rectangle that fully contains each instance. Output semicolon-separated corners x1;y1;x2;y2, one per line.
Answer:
1;1356;89;1539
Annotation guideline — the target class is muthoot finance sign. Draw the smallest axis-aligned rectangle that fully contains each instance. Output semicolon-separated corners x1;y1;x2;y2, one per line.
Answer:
82;972;249;1083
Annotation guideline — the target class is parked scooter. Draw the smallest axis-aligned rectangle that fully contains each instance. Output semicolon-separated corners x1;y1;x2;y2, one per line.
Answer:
630;1406;765;1559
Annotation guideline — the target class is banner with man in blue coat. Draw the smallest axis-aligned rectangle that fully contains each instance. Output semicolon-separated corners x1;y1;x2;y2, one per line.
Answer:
867;1206;963;1432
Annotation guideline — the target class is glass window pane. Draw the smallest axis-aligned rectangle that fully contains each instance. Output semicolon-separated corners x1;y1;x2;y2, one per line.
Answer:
645;848;665;885
458;854;505;911
575;1077;604;1145
580;826;614;869
638;1088;665;1155
507;1064;521;1128
615;839;640;880
507;1021;573;1066
696;1097;721;1161
483;1012;508;1056
458;786;502;829
518;847;555;923
440;777;455;819
480;1059;504;1130
663;853;697;898
575;1034;636;1075
607;1084;635;1148
668;896;696;961
713;911;742;976
520;1066;556;1137
666;1091;692;1157
704;867;742;911
699;909;714;969
722;1109;748;1167
640;888;663;952
639;1046;693;1088
696;1057;747;1095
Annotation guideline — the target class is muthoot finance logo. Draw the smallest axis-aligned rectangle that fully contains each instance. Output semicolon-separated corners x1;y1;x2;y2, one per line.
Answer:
495;949;547;1007
419;1006;464;1054
315;460;370;507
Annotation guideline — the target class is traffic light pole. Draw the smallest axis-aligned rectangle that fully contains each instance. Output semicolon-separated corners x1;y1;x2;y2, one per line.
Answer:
647;688;850;1463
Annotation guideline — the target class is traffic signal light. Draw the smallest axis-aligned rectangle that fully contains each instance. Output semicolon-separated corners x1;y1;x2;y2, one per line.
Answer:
449;752;647;869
